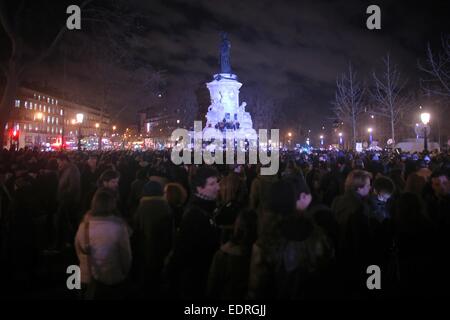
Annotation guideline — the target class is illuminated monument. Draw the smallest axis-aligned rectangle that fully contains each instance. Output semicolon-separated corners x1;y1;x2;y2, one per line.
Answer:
203;32;256;144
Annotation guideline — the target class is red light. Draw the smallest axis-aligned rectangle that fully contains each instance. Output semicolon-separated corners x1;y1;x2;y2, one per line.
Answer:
12;131;17;137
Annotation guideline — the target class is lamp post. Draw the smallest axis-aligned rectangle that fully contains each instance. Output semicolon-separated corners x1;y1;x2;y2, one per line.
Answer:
338;132;343;147
320;135;324;146
420;112;430;152
76;113;84;151
287;132;292;149
367;127;373;145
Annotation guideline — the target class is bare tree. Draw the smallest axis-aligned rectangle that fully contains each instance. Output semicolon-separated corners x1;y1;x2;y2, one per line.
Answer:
332;63;365;148
371;54;408;143
418;35;450;100
0;0;150;148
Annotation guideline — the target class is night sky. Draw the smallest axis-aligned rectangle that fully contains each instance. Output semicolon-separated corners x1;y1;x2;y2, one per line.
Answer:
1;0;450;132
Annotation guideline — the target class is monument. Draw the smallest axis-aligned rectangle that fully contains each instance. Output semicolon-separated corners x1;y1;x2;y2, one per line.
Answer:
203;32;257;146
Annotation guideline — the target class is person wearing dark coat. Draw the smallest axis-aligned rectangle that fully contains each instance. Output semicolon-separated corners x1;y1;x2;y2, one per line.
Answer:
331;169;375;297
132;181;172;298
168;167;221;299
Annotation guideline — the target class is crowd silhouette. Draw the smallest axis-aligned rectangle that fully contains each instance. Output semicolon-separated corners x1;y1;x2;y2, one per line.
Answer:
0;147;449;299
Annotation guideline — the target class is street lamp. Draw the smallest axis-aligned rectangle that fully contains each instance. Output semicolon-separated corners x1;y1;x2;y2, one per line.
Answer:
367;127;373;145
421;112;430;152
76;113;84;151
338;132;343;146
320;135;324;146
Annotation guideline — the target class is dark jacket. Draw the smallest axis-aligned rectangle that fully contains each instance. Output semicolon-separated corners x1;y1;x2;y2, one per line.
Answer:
133;196;172;293
248;215;335;299
168;195;220;299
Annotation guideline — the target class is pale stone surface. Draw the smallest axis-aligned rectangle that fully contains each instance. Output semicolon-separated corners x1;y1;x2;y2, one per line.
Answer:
204;73;256;141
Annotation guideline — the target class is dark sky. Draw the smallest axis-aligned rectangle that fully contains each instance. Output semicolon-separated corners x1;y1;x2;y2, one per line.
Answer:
2;0;450;132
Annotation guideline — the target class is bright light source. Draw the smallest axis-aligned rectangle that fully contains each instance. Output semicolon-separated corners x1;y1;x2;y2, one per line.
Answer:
338;132;343;137
420;112;430;125
371;115;374;119
288;132;292;137
367;127;373;133
177;119;180;124
95;123;100;128
320;135;324;139
76;113;84;123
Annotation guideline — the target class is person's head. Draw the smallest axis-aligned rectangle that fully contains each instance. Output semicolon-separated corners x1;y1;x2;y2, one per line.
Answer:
431;170;450;197
56;154;70;170
393;192;429;233
141;180;163;197
405;172;427;195
97;169;120;191
373;176;395;202
87;155;97;168
345;169;372;197
90;187;118;217
219;173;242;204
267;180;297;215
164;182;188;207
191;166;220;200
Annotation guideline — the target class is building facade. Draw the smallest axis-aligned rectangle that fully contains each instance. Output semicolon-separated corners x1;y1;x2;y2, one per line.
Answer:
6;87;110;150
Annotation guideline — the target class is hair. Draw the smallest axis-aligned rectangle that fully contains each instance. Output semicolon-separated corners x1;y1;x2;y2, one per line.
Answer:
90;187;118;217
344;169;372;192
230;209;258;251
219;173;242;204
97;169;120;187
267;180;297;216
373;176;395;195
405;172;426;195
191;166;219;191
393;192;430;233
164;182;188;208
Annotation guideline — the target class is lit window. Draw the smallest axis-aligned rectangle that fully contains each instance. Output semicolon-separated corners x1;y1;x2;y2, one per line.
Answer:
47;126;49;132
60;128;62;134
34;103;37;110
47;98;50;103
43;105;46;112
56;118;58;125
39;105;42;111
15;100;20;107
35;127;38;131
60;109;63;116
24;102;28;109
47;116;50;123
52;117;54;124
51;127;54;133
56;100;58;105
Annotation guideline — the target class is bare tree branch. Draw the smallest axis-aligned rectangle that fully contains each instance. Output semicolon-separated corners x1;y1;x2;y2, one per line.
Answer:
418;35;450;99
331;62;365;147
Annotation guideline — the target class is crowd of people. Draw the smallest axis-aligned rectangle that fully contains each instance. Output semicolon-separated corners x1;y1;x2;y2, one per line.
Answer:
0;146;449;299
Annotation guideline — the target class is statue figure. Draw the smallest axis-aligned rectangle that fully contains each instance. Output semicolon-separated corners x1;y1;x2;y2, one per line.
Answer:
220;32;232;74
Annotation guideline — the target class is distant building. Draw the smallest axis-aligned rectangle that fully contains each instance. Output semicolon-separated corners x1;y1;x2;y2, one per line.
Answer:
5;87;110;149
